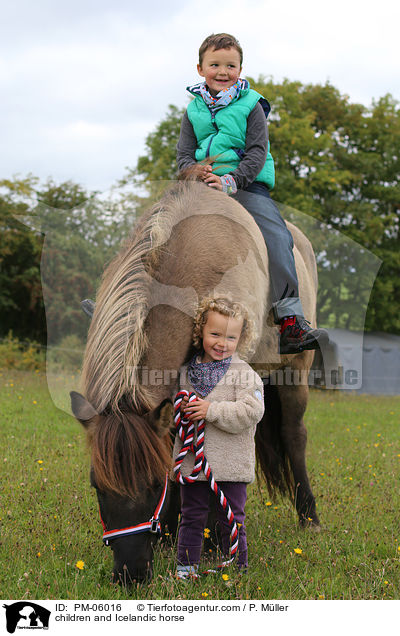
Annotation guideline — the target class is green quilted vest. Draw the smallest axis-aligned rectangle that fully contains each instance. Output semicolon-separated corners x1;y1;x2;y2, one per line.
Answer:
186;87;275;189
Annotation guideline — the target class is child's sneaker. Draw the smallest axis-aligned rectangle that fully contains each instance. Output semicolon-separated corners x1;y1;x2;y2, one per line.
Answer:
176;565;199;580
279;316;329;354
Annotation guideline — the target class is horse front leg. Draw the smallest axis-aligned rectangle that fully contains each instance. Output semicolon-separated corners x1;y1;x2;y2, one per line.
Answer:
277;383;320;528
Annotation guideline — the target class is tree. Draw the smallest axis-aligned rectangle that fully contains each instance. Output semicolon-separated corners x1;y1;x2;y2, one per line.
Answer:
123;104;184;186
119;104;186;215
0;177;140;344
0;176;45;342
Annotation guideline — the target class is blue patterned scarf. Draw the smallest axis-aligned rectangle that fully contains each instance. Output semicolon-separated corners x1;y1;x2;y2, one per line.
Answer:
187;79;249;116
187;354;232;397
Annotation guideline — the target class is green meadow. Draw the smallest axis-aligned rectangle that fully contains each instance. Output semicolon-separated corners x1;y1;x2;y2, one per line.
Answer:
1;369;399;600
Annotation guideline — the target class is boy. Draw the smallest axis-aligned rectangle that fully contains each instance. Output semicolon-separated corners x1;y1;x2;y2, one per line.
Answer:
177;33;329;354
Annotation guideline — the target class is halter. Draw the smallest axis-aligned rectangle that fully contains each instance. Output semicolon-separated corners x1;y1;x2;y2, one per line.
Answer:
99;472;169;545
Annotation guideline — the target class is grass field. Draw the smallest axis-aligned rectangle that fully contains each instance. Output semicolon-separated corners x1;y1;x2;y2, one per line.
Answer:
1;369;399;600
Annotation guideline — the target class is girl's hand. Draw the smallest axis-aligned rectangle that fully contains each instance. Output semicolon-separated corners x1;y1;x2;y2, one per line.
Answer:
184;398;210;421
203;173;223;190
180;394;189;416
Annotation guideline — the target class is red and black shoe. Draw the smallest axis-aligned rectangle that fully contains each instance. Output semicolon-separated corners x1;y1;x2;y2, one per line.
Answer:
279;316;329;354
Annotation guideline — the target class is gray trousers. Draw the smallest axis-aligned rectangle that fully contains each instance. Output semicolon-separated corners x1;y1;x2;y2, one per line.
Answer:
233;183;304;322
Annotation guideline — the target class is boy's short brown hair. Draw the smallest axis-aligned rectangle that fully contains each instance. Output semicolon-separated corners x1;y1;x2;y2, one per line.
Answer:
198;33;243;67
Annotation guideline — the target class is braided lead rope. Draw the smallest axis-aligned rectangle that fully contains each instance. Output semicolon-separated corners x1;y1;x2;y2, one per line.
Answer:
173;390;239;567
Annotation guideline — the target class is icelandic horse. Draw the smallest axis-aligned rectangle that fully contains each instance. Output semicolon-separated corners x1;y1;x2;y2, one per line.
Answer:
71;180;319;584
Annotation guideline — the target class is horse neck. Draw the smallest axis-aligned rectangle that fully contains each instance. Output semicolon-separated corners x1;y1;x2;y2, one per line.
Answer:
139;305;194;408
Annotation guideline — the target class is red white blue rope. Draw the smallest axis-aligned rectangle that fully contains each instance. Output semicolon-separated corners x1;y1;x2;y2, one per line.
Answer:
173;390;239;566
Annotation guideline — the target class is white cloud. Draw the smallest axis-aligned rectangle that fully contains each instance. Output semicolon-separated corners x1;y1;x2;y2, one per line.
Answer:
1;0;399;191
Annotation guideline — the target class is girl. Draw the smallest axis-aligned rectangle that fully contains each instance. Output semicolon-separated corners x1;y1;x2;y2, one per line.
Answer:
173;297;265;578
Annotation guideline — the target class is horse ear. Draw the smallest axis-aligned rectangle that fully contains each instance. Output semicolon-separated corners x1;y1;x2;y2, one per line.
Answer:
70;391;98;428
147;398;174;436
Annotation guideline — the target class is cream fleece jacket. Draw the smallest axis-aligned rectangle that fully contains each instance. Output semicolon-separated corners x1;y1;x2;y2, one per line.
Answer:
172;353;265;483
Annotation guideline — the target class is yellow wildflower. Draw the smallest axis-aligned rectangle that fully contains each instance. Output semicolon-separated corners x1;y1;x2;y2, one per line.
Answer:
222;574;229;581
76;560;85;570
201;592;208;597
294;548;303;555
265;501;272;507
37;460;43;464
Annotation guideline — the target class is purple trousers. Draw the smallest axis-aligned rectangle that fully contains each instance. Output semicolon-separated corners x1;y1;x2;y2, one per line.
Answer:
177;481;248;567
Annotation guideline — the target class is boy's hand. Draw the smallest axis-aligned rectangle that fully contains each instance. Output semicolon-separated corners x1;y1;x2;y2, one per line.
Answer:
203;173;223;190
183;397;210;421
199;164;212;180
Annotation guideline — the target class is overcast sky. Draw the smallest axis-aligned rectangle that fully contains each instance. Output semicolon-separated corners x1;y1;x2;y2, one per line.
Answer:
1;0;399;193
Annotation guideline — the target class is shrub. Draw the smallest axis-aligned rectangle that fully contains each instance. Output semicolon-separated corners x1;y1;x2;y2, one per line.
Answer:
0;332;46;371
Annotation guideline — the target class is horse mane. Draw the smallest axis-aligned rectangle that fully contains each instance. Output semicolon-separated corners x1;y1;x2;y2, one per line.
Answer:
81;179;250;414
81;183;188;413
88;409;171;499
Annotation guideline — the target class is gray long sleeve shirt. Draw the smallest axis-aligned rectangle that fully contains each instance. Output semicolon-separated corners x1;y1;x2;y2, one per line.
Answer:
176;102;269;190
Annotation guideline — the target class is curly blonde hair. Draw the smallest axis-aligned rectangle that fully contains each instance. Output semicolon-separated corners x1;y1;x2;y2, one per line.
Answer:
192;296;256;356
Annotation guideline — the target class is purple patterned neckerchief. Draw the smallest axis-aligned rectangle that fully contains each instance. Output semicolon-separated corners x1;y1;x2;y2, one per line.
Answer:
187;354;232;397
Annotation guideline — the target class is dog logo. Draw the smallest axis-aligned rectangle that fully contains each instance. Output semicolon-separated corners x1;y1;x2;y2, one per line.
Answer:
3;602;50;633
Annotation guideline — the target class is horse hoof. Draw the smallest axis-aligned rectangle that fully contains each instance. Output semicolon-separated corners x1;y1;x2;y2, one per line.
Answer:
300;516;321;531
309;523;321;533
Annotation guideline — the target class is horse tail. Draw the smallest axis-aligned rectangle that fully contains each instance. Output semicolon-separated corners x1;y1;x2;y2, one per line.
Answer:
255;383;294;500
